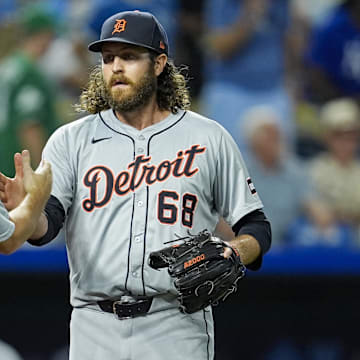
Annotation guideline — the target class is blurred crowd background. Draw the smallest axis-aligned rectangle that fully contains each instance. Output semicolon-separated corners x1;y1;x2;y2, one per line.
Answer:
0;0;360;359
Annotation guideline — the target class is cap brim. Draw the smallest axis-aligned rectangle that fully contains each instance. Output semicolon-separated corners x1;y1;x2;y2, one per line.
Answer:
88;37;165;54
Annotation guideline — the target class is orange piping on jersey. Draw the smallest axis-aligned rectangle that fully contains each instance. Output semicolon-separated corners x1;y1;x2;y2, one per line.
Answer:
156;160;173;183
171;150;185;177
182;192;198;229
182;145;206;177
81;145;207;212
82;165;116;212
157;190;180;225
114;170;131;196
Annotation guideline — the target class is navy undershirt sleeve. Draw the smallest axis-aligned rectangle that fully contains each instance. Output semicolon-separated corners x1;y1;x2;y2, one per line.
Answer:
27;195;66;247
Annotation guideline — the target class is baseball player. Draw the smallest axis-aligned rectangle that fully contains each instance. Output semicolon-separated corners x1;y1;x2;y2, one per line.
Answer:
0;150;52;254
2;11;271;359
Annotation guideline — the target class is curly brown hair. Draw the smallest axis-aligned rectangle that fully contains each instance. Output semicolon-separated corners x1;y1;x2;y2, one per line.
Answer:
76;54;191;114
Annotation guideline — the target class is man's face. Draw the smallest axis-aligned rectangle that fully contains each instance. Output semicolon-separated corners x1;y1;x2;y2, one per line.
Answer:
327;129;359;162
101;42;157;112
252;123;282;166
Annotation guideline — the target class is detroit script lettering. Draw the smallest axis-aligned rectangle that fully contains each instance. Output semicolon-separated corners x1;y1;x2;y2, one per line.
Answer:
82;145;206;212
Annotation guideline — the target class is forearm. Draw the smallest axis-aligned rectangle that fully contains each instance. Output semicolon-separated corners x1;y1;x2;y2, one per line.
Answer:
228;234;261;265
29;211;48;240
0;195;47;254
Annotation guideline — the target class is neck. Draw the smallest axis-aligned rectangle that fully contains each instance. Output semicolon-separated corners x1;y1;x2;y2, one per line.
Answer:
114;97;171;130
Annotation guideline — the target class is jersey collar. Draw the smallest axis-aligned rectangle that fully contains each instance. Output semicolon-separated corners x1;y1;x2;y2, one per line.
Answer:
98;108;186;138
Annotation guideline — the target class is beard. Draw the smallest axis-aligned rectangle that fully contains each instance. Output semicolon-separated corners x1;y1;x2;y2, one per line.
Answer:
104;66;157;113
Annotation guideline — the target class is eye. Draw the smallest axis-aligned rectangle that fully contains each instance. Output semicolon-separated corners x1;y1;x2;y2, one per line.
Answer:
103;54;114;64
121;53;137;60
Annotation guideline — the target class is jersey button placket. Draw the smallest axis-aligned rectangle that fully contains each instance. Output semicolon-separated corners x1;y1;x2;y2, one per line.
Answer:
128;137;148;294
136;134;145;155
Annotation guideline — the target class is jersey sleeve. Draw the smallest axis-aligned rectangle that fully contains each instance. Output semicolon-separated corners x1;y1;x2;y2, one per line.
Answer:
213;128;263;227
0;201;15;242
42;126;75;214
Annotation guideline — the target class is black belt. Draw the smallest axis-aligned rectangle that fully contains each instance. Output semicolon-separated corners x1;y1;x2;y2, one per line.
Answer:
98;296;153;319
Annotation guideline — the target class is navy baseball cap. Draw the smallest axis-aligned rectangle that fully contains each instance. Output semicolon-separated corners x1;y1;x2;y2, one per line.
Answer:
88;10;169;55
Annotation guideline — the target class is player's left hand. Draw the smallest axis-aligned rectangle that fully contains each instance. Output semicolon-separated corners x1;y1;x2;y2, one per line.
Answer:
0;152;27;210
148;230;246;314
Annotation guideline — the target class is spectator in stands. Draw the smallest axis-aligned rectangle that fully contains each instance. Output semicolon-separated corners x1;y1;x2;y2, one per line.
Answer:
240;104;355;248
0;6;60;176
283;97;359;248
200;0;295;154
284;98;359;248
304;0;360;104
242;106;312;246
309;98;360;231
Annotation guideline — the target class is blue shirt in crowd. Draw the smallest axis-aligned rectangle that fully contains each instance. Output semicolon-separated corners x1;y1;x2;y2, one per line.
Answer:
246;155;309;246
306;5;360;95
204;0;289;91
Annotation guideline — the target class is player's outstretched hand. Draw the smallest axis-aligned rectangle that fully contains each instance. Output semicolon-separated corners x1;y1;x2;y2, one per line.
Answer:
0;152;26;210
22;150;52;206
0;151;52;211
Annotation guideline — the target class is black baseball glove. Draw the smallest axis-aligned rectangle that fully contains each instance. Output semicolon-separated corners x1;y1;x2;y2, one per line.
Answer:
148;230;246;314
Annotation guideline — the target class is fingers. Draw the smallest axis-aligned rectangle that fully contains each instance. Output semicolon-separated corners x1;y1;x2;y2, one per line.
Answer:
0;172;8;187
0;172;8;203
0;190;7;204
14;152;24;179
22;149;34;179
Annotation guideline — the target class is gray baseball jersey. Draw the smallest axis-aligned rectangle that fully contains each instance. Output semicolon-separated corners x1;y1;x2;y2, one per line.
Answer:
0;200;14;242
43;109;263;307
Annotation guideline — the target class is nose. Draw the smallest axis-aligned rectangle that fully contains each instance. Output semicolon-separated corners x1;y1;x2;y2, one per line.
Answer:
112;56;124;73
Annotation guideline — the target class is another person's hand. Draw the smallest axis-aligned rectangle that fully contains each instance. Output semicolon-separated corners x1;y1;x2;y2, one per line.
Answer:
22;150;52;206
0;152;26;210
0;150;52;211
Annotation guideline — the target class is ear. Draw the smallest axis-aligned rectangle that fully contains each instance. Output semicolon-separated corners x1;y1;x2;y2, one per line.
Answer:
154;54;167;76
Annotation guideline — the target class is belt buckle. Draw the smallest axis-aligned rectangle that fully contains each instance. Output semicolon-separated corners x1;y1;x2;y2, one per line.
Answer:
112;298;133;320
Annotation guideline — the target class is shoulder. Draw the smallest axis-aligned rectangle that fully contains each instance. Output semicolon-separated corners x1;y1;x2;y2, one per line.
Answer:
47;113;99;144
56;113;98;132
182;110;241;159
183;110;230;136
